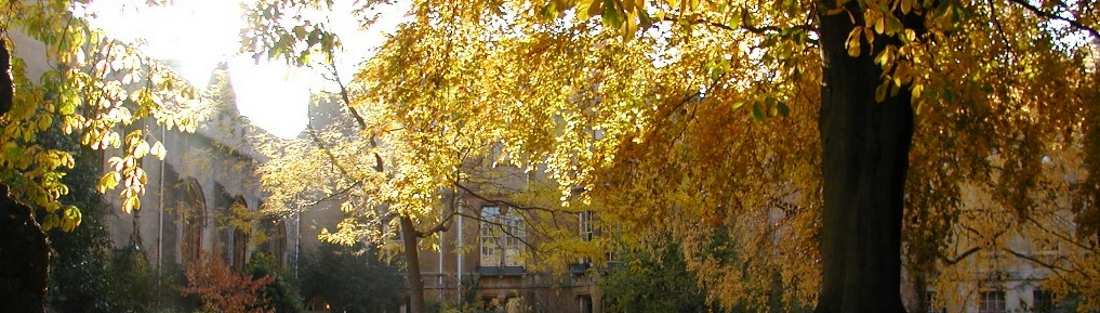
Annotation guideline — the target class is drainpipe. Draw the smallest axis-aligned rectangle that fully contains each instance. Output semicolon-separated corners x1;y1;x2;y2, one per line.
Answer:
457;214;464;304
156;123;166;301
439;226;444;301
294;208;301;278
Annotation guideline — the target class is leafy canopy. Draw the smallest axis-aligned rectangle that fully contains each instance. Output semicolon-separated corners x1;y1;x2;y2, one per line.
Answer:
247;0;1100;310
1;0;202;230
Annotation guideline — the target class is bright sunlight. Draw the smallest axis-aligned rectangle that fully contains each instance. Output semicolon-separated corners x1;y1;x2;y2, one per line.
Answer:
83;0;334;139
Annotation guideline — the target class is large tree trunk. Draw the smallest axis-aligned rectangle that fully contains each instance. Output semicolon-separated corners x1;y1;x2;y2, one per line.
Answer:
815;2;914;313
1;39;50;313
400;216;427;313
0;185;50;313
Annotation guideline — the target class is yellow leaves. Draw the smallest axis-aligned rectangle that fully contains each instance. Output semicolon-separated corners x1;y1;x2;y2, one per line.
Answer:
97;171;121;194
900;0;912;15
578;0;601;20
36;114;52;131
122;196;140;214
102;145;150;213
575;0;650;41
38;206;81;232
868;11;903;36
874;79;889;102
846;26;865;57
150;141;167;160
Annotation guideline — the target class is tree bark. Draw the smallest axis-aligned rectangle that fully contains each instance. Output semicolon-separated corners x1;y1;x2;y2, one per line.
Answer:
815;2;914;313
0;185;50;313
1;37;12;114
400;216;427;313
1;39;50;313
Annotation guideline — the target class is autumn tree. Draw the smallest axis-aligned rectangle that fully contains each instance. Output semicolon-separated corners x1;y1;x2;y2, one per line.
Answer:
252;86;573;313
246;1;1100;313
245;4;597;313
2;1;204;310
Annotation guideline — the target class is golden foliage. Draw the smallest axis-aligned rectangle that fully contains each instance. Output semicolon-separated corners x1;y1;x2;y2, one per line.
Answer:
247;0;1100;311
1;1;201;230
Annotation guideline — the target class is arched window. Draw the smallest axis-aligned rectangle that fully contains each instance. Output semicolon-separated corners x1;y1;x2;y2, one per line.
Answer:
231;196;249;268
258;210;289;267
178;179;206;263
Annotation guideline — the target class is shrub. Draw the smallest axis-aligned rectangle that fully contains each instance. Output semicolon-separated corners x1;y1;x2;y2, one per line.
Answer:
182;254;274;313
300;242;404;313
246;252;303;312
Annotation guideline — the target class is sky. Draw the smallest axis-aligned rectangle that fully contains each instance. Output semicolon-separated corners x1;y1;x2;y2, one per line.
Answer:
83;0;405;139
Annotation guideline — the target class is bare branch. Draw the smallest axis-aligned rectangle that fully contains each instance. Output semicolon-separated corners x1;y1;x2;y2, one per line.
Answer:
324;57;384;172
414;210;457;238
940;245;983;265
305;124;357;183
453;182;565;215
1004;0;1100;38
1003;248;1073;274
302;181;362;208
326;58;368;130
1025;215;1100;256
658;13;817;43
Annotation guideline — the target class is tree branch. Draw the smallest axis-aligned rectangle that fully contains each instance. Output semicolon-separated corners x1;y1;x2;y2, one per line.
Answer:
327;58;368;130
1004;0;1100;38
453;182;564;215
414;210;457;238
940;245;983;265
987;0;1018;62
302;181;362;209
326;57;383;172
658;14;817;43
1024;215;1100;256
305;124;356;183
1002;248;1074;276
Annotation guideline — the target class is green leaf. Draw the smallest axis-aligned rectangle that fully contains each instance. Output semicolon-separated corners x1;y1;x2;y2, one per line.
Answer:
41;213;59;231
886;15;904;34
293;26;307;40
751;102;765;121
37;115;52;131
61;206;82;232
602;0;623;28
777;102;790;117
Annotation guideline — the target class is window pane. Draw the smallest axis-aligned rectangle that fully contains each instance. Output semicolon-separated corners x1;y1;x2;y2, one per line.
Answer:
1033;290;1054;313
479;206;525;267
980;291;1005;313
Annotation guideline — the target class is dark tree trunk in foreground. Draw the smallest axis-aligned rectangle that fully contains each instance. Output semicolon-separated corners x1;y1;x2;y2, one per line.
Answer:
0;185;50;313
1;39;50;313
815;2;914;313
400;216;427;313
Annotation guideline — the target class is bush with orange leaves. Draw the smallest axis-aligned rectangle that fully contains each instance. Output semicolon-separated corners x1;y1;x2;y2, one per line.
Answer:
181;254;275;313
